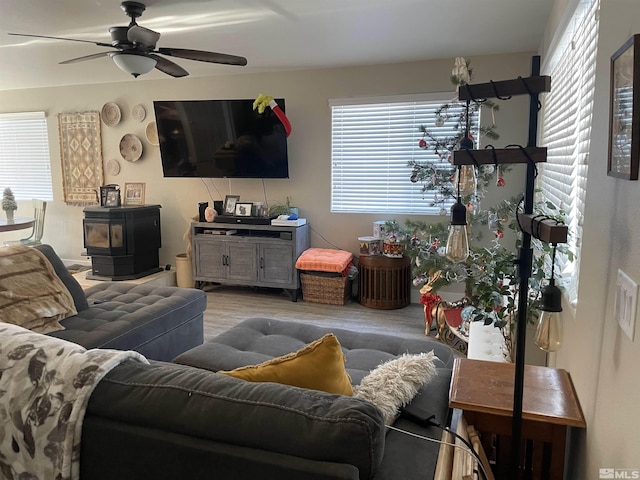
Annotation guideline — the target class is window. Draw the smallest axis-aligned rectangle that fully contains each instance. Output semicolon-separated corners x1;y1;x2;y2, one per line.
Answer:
330;93;478;214
0;111;53;201
538;0;600;305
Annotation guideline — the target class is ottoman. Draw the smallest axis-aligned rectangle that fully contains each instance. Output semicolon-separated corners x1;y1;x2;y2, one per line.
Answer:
174;317;456;479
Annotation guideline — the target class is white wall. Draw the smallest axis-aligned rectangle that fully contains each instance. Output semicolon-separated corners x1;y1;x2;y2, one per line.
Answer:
0;53;530;268
543;0;640;477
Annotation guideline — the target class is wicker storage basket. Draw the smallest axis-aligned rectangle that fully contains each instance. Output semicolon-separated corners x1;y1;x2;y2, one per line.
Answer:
300;273;351;305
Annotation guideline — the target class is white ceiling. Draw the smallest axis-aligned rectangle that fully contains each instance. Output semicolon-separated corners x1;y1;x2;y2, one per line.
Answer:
0;0;554;92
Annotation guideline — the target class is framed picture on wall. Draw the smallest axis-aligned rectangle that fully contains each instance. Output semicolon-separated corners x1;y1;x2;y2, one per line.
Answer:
608;34;640;180
123;182;145;206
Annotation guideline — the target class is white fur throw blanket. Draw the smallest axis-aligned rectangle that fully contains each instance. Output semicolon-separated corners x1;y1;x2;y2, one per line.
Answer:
0;323;148;480
354;352;437;425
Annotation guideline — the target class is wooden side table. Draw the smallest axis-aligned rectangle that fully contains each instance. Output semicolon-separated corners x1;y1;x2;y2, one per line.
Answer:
358;255;411;309
449;358;586;479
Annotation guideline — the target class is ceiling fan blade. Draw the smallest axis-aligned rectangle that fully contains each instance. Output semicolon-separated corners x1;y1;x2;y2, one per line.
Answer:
157;48;247;66
128;25;161;48
8;32;113;49
59;51;112;64
150;54;189;78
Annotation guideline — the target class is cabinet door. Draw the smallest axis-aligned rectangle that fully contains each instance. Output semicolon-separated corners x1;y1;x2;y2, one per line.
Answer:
226;242;258;282
259;243;294;286
194;238;225;280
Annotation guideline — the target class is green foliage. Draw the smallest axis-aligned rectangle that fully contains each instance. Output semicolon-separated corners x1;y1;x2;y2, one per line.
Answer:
2;187;17;211
393;57;574;336
408;58;506;208
388;196;573;328
268;196;293;216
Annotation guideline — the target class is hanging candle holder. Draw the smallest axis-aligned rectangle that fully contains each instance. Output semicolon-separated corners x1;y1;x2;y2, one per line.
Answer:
455;100;478;195
445;165;470;264
454;165;477;196
534;245;563;352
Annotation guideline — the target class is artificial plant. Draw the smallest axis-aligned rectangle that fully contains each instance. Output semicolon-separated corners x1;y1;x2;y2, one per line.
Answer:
389;197;572;330
407;57;504;210
2;187;17;213
392;58;572;343
268;196;294;216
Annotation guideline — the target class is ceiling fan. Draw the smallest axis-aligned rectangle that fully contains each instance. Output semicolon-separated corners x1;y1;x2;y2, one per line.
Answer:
8;1;248;78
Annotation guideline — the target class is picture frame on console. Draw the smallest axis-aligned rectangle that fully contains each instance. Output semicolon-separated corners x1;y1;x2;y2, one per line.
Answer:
224;195;240;214
100;184;120;206
235;203;253;217
105;189;121;207
123;182;146;206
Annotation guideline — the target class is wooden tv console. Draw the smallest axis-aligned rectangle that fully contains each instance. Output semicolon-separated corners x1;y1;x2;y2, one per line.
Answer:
191;222;310;300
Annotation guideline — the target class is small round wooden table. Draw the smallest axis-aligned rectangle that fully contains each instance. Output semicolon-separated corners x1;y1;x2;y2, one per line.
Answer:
358;254;411;309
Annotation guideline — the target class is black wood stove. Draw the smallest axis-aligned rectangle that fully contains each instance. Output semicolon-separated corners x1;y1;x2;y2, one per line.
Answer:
83;205;162;280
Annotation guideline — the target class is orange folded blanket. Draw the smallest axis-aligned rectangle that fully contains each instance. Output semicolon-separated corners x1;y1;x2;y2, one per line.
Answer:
295;248;353;273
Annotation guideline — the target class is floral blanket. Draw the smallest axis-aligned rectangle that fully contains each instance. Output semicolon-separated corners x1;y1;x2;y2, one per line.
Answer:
0;323;148;480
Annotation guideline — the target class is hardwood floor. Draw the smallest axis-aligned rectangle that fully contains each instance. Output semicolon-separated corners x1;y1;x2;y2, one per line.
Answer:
201;284;428;342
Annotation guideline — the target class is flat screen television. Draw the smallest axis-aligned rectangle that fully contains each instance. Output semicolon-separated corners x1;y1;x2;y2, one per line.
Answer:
153;99;289;178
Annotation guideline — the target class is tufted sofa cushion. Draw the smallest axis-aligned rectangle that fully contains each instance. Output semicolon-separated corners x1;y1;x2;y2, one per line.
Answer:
49;283;206;360
174;317;454;384
174;318;455;480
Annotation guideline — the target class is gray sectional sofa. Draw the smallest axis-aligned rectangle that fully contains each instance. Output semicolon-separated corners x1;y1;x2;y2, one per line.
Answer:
10;245;454;479
36;244;207;361
82;318;455;480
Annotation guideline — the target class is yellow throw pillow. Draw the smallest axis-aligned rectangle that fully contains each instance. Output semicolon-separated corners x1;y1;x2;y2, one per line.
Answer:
219;334;353;395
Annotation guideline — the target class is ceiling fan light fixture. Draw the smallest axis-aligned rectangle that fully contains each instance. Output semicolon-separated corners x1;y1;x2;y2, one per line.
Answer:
110;52;156;77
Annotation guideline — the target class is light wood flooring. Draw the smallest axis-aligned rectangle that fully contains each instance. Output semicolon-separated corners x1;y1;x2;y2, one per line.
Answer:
201;284;428;342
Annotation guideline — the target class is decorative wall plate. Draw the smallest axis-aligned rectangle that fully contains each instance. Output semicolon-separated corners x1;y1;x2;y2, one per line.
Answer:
145;121;159;146
106;158;121;176
101;102;121;127
119;134;143;162
132;104;146;123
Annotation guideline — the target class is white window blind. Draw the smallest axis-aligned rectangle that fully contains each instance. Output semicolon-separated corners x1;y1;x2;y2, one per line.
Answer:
538;0;600;304
0;111;53;201
330;94;477;214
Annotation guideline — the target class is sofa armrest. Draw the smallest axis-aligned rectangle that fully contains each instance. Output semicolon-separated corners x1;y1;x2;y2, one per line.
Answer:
35;244;89;311
87;360;386;480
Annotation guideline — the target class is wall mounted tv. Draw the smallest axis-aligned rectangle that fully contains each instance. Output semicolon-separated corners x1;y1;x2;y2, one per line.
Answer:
153;99;289;178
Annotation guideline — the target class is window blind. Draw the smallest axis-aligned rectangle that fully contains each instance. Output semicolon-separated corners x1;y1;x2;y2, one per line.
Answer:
330;94;477;214
538;0;600;305
0;111;53;201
